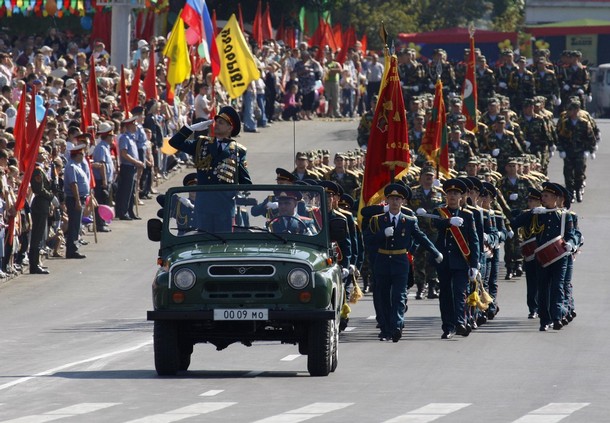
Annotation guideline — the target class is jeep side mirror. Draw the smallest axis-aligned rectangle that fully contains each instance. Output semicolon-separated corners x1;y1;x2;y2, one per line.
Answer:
147;218;163;242
329;217;347;241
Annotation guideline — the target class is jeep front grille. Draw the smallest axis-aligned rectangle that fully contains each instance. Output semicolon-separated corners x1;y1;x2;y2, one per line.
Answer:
208;265;276;277
205;281;279;299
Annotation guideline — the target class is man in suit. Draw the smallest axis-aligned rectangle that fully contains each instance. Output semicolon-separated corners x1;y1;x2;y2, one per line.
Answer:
366;183;443;342
433;178;480;339
169;106;252;233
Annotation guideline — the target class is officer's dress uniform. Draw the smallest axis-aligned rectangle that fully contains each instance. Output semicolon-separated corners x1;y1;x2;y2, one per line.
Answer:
251;196;309;220
433;195;480;336
29;163;54;273
269;214;317;235
169;128;252;233
368;209;439;340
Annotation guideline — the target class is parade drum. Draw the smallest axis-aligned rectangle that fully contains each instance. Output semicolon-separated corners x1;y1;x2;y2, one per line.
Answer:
534;236;569;267
520;237;538;262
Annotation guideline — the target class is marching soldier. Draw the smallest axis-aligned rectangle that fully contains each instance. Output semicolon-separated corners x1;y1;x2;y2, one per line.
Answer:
448;125;475;171
476;56;496;110
323;152;361;198
366;183;442;342
495;49;517;98
508;56;536;111
398;48;425;105
533;57;560;114
292;151;321;181
484;116;524;171
519;98;554;174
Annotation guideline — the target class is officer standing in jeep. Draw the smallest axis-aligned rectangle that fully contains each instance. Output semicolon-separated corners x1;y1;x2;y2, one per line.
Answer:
169;106;252;233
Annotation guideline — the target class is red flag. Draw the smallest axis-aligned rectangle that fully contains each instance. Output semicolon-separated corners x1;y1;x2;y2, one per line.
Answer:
252;0;263;48
18;112;48;212
88;55;100;116
309;17;324;48
337;26;356;64
419;79;450;177
120;65;130;117
359;53;410;209
211;8;218;37
461;35;478;132
237;3;244;32
360;34;368;55
26;85;38;147
262;2;273;41
276;16;285;43
129;60;142;111
143;46;158;101
332;23;343;52
285;26;295;49
13;85;27;169
77;79;92;135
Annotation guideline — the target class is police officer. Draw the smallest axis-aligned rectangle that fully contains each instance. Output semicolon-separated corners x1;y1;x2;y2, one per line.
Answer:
169;106;252;232
116;115;145;220
63;144;90;259
367;183;442;342
433;178;480;339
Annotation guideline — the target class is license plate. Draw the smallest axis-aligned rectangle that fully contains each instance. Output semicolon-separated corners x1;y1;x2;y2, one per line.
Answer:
213;309;268;321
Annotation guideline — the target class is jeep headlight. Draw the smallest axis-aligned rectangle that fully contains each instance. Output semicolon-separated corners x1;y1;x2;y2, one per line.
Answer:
287;268;309;289
174;268;196;290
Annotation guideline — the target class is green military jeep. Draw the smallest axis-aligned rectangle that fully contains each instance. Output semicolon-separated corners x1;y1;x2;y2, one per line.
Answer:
147;184;346;376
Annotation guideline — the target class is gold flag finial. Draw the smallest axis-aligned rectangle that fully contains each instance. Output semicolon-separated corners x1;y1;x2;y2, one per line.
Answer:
468;23;476;38
380;21;388;46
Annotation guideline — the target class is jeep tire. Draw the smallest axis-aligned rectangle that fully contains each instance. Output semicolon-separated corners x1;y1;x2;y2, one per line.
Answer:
307;319;337;376
154;321;180;376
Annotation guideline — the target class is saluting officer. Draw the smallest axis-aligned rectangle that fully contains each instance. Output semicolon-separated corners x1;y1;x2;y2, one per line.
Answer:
169;106;252;233
367;183;442;342
433;178;480;339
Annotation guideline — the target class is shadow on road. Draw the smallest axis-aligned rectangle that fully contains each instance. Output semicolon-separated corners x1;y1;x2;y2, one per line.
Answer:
52;369;305;379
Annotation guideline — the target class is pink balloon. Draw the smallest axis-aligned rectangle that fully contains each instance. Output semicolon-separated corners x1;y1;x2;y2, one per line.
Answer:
185;27;200;46
98;204;115;223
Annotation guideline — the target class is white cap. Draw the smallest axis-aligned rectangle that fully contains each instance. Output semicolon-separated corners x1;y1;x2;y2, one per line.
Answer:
137;39;148;49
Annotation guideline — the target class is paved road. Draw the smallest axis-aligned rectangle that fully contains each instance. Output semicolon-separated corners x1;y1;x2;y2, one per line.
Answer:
0;118;608;422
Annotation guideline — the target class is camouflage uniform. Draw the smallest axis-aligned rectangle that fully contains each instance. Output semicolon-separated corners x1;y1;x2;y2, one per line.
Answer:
399;59;425;105
448;138;474;171
357;110;374;147
556;111;597;199
408;127;427;167
477;66;497;110
496;174;533;275
534;69;560;110
495;63;517;98
484;129;524;172
519;113;553;174
324;168;361;198
408;184;444;298
508;68;536;110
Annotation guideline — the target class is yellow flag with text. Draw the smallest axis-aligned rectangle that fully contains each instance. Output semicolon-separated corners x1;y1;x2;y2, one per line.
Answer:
216;14;261;99
163;16;192;89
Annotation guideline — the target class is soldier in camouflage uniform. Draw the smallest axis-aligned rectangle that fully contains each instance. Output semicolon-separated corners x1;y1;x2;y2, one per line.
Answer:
495;49;517;99
447;125;475;171
556;101;597;202
357;95;377;147
484;116;524;172
323;152;361;198
508;56;536;112
496;157;533;279
409;112;428;167
408;165;445;299
533;58;560;114
519;98;554;174
398;48;425;106
476;56;496;110
425;49;456;96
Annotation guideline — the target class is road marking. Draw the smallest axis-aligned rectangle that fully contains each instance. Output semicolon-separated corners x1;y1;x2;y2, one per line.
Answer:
252;402;352;423
344;326;356;332
0;341;152;392
383;403;471;422
511;403;590;423
123;402;237;423
199;390;224;397
0;403;120;423
280;354;301;361
366;315;376;320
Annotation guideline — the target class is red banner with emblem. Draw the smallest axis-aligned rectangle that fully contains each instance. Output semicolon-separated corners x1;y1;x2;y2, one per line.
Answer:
461;34;478;132
360;52;410;210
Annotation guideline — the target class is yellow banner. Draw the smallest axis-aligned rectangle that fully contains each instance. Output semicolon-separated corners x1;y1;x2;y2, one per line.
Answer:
216;14;261;99
163;16;192;89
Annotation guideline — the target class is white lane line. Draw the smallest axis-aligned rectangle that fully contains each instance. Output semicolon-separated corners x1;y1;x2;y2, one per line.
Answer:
0;403;120;423
383;403;471;423
252;402;352;423
199;390;224;397
343;326;356;332
280;354;301;361
0;341;152;392
123;402;237;423
366;315;376;320
511;403;590;423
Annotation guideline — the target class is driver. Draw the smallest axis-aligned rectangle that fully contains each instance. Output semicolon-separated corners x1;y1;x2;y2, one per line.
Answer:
268;191;317;235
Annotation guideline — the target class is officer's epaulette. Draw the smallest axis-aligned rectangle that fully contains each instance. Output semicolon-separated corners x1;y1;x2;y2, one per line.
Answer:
460;207;473;215
346;169;359;178
402;213;417;221
335;208;352;217
401;206;415;216
504;129;515;137
322;169;332;179
201;136;215;143
233;141;247;152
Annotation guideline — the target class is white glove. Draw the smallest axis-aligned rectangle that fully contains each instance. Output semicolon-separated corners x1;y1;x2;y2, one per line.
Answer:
412;85;419;92
349;264;357;275
577;88;584;95
433;179;441;187
492;148;500;157
554;97;562;106
468;268;479;279
563;84;570;91
587;95;593;103
532;206;547;214
188;119;214;131
51;196;60;208
564;243;573;253
449;217;464;227
266;201;279;210
178;197;195;209
507;230;514;239
384;226;395;237
416;208;427;216
584;151;590;159
509;193;518;201
435;253;444;263
483;233;489;242
591;153;596;160
429;83;435;90
525;140;531;149
341;268;349;279
559;151;567;159
498;82;507;89
383;204;390;213
549;144;557;153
